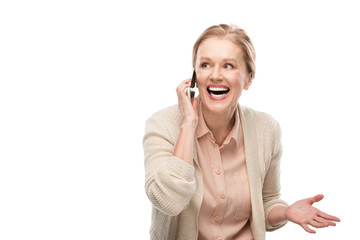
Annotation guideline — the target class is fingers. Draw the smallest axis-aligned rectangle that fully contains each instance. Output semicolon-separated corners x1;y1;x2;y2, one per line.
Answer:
304;213;339;234
176;78;192;96
176;78;199;126
318;211;341;222
302;215;339;234
176;78;191;105
301;223;316;234
315;216;337;227
309;194;324;204
310;217;333;228
176;79;192;104
309;194;340;222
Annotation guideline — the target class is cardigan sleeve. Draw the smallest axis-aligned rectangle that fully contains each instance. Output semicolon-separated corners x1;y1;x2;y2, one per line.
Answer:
262;119;288;231
143;111;196;216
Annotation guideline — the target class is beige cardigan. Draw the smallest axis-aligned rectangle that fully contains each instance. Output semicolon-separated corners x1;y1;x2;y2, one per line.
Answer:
143;104;288;240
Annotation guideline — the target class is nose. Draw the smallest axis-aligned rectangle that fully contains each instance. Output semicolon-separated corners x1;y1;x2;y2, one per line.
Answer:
210;66;222;81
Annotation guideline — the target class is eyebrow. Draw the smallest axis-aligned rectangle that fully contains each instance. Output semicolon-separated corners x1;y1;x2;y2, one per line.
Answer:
199;57;238;62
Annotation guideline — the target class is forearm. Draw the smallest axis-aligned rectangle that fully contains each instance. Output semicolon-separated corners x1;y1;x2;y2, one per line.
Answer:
173;122;196;165
145;156;196;216
144;120;196;216
268;205;289;227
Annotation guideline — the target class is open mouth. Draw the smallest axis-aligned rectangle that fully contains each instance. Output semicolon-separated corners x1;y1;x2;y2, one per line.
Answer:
207;86;230;98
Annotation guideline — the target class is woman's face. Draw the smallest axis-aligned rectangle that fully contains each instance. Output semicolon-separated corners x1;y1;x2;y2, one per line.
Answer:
195;37;252;115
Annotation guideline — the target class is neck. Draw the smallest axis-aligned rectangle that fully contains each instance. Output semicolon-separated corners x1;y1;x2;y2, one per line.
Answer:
201;103;237;146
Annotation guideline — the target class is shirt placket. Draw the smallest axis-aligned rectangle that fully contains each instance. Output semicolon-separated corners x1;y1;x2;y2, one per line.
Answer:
209;137;228;240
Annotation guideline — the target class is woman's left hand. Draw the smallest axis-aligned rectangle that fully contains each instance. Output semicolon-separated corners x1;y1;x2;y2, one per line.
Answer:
285;194;340;233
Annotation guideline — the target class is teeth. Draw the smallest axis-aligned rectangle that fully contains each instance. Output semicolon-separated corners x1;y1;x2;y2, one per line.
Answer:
208;87;229;91
210;92;227;98
207;86;230;98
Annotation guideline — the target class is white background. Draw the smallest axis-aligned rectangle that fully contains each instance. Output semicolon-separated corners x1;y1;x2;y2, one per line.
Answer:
1;0;359;239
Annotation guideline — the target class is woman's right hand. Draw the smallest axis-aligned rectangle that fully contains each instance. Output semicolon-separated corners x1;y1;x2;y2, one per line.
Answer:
173;79;199;164
176;78;199;129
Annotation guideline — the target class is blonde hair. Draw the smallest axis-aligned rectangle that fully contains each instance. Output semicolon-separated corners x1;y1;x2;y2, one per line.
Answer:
192;24;256;79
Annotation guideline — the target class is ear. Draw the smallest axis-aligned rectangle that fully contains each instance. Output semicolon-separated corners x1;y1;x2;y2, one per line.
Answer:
244;75;253;90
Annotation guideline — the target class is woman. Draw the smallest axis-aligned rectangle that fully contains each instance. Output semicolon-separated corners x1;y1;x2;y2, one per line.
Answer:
143;24;340;240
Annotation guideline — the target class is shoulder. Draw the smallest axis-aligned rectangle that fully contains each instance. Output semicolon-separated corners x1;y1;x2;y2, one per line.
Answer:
240;105;282;157
144;105;182;138
146;104;182;126
240;105;281;136
240;105;280;130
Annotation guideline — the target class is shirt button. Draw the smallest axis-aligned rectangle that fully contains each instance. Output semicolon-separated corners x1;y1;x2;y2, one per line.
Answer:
220;193;226;199
215;169;221;175
214;216;221;222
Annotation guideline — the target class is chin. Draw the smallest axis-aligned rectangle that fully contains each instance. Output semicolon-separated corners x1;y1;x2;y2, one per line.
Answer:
201;98;235;114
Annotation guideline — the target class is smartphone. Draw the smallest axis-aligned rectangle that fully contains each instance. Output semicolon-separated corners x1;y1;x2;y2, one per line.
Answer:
188;70;197;100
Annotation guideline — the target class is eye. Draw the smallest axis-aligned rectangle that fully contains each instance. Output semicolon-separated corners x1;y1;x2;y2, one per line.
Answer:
224;63;234;69
201;63;210;68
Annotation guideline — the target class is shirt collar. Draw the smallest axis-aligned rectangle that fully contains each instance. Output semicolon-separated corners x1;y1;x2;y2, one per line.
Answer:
196;103;242;147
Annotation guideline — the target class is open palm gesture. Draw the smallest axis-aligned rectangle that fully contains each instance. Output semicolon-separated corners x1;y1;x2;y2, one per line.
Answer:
285;194;340;233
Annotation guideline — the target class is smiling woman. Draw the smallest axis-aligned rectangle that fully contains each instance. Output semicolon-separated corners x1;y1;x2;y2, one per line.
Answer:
143;24;340;240
194;37;252;134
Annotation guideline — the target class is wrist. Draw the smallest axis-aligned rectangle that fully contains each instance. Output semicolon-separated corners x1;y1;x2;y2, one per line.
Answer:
181;119;197;131
282;206;289;221
268;205;289;227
